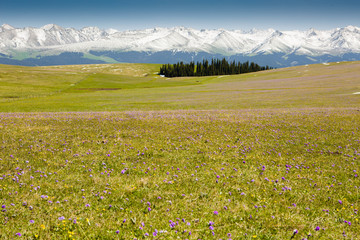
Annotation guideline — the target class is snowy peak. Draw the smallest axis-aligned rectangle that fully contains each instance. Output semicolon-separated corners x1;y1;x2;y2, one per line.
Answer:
211;31;245;53
0;24;109;48
80;26;108;40
41;24;63;31
342;25;360;33
0;24;360;56
330;26;360;50
105;28;119;35
1;24;15;30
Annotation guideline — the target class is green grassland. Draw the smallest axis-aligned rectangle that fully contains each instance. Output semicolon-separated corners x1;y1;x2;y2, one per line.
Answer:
1;110;359;239
0;61;360;111
0;62;360;239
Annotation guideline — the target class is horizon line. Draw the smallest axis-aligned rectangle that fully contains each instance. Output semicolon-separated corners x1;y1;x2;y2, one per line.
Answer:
1;23;360;32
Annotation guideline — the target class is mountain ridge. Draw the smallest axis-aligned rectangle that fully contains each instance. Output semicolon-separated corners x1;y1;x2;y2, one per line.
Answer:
1;24;360;67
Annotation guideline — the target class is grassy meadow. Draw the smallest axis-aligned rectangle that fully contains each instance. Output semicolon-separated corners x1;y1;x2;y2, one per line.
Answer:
0;62;360;239
0;61;360;111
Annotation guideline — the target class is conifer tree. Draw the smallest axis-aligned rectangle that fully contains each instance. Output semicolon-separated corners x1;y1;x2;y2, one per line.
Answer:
159;59;271;77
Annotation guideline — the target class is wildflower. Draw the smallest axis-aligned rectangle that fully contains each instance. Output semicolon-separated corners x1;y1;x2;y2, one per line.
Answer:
291;229;298;238
315;226;320;231
214;211;218;215
30;220;35;223
15;233;21;237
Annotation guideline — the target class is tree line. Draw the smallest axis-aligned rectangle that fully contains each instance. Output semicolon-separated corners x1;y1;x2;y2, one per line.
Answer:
159;58;272;77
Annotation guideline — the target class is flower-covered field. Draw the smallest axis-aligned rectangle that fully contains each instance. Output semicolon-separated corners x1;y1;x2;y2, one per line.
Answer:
0;109;359;239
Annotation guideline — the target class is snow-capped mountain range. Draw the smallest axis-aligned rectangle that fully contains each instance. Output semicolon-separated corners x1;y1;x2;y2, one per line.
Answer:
1;24;360;66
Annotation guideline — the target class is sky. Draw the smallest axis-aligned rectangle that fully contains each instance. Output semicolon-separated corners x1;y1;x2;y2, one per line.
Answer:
1;0;359;31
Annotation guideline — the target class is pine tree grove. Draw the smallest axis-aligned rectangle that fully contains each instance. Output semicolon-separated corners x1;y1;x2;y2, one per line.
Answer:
159;58;272;77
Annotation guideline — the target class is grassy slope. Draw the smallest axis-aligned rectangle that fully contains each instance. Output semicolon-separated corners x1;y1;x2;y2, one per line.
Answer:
1;63;360;239
0;61;359;112
0;110;359;239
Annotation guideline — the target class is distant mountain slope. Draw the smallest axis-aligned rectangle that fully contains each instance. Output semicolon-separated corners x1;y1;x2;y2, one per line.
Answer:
1;24;360;67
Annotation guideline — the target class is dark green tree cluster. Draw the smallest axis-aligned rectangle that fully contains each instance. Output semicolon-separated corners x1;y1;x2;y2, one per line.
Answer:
159;58;272;77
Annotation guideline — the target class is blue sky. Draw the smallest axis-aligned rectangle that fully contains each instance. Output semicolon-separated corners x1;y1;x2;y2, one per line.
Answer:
1;0;359;30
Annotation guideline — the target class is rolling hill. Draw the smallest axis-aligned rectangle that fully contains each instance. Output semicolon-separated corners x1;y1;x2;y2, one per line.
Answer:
0;61;359;112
